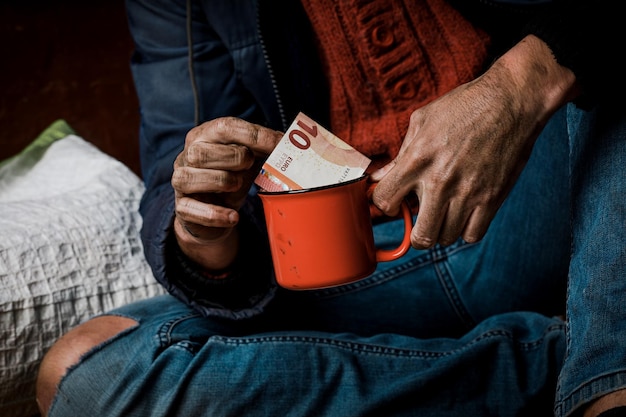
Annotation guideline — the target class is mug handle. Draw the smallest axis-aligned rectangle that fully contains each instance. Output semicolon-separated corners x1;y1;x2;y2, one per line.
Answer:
375;200;413;262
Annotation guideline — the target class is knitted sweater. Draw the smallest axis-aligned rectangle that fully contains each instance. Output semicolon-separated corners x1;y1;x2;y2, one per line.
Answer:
300;0;491;168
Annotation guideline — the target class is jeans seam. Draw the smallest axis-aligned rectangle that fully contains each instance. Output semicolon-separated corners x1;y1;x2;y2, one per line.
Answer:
209;324;563;359
432;249;476;331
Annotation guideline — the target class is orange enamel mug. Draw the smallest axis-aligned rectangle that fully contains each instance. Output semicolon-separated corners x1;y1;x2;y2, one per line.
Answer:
258;175;413;290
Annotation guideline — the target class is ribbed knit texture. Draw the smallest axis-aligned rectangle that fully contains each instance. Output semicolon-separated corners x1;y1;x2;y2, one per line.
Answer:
301;0;491;167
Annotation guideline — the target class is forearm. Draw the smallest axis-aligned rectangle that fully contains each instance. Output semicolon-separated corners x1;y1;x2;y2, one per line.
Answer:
486;34;580;124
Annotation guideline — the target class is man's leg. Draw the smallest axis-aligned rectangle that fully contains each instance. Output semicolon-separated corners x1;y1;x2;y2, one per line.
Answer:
36;316;137;416
39;294;565;417
554;102;626;417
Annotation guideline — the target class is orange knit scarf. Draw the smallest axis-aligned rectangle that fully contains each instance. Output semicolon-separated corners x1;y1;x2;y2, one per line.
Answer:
300;0;491;169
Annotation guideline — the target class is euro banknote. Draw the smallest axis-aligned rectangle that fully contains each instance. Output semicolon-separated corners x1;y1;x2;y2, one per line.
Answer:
254;112;371;192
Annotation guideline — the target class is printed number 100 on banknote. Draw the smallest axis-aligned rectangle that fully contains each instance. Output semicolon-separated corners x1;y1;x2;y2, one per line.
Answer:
254;112;371;192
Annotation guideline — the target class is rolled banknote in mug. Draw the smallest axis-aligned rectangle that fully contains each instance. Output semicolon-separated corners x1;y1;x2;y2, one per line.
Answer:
254;112;371;191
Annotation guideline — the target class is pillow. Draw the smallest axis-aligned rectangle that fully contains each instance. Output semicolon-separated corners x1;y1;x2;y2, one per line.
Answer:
0;120;165;417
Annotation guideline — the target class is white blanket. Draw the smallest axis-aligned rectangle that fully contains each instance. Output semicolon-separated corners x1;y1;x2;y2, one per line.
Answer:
0;122;164;417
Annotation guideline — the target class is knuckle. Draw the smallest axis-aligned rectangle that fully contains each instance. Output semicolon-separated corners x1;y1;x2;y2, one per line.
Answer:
230;146;253;168
411;232;435;249
372;195;391;213
372;192;394;214
212;117;231;135
174;200;193;221
171;168;191;190
409;110;423;126
185;149;200;166
186;143;206;165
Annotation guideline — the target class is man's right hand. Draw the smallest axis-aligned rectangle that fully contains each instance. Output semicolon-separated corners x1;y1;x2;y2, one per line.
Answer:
171;117;283;271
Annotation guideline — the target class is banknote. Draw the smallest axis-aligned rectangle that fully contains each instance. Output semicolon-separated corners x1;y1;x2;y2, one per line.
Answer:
254;112;371;192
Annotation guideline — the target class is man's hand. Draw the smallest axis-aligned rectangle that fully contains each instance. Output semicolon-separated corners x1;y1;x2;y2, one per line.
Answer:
372;35;579;249
172;117;282;270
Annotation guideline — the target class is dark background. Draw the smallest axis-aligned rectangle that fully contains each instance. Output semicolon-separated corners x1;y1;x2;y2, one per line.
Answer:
0;0;142;176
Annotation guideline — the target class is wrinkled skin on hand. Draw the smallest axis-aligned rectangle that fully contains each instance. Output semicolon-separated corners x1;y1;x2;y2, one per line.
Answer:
171;117;282;269
372;36;578;249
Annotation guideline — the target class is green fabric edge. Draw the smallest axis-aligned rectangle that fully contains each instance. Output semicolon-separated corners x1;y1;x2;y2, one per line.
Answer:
0;119;75;171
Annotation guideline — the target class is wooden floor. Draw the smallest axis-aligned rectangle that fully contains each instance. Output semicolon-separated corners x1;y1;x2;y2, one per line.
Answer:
0;0;142;176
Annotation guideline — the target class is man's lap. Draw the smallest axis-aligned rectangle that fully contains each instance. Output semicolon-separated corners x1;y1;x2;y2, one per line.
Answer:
49;294;566;417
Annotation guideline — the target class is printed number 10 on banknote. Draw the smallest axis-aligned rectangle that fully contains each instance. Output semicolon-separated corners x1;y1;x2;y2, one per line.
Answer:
254;112;371;192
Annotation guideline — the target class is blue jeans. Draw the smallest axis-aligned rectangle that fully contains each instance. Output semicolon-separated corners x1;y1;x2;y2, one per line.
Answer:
48;103;626;416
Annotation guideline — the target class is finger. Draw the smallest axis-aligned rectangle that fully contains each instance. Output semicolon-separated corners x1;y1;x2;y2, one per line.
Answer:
174;216;236;244
188;117;283;156
437;199;472;247
371;164;415;217
172;166;242;195
410;194;447;249
175;196;239;229
185;142;255;170
461;205;495;244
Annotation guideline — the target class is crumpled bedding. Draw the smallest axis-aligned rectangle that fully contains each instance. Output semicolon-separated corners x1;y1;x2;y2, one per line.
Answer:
0;120;165;417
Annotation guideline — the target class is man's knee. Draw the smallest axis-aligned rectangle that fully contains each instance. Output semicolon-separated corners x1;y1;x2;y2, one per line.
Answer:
36;315;137;416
